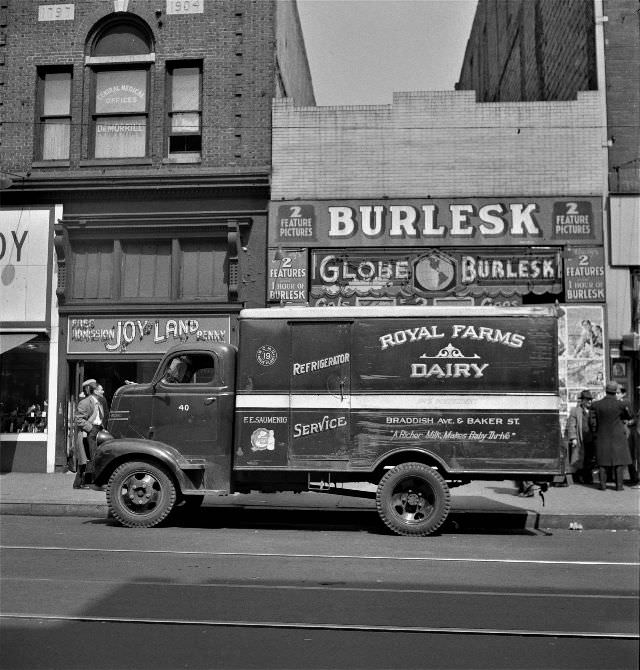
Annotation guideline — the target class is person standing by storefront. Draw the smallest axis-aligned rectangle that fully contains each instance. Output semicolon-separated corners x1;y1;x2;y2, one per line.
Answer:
589;382;633;491
566;390;595;484
628;405;640;488
74;379;104;487
95;383;110;428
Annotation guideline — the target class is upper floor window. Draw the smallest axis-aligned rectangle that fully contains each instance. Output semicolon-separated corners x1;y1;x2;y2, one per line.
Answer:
87;19;154;159
37;68;72;160
93;68;148;158
167;62;202;161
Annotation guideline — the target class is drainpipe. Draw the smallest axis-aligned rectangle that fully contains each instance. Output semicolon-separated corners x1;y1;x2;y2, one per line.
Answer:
594;0;614;379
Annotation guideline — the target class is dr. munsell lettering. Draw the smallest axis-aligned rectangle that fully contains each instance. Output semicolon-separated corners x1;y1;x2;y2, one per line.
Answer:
328;203;541;239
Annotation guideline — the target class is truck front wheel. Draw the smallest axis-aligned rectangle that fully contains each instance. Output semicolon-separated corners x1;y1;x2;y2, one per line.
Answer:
107;460;177;528
376;462;451;536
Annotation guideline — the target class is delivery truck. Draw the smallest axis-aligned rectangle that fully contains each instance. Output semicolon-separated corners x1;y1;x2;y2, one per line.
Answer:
92;305;563;536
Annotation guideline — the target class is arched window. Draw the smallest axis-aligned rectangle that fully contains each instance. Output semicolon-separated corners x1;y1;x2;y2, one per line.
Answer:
86;18;154;159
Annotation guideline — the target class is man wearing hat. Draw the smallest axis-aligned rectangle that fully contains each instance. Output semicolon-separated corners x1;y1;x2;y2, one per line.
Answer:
565;389;595;484
589;382;633;491
74;379;105;487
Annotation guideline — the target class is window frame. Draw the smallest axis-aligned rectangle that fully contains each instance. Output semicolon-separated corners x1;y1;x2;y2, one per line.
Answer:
85;16;155;161
89;64;151;160
35;66;73;162
165;60;203;163
68;233;230;304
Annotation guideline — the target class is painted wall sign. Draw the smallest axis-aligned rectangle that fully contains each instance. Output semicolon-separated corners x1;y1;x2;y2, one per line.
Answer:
269;198;603;247
564;247;605;302
552;201;596;239
267;248;308;303
0;208;51;324
67;315;230;354
309;249;562;307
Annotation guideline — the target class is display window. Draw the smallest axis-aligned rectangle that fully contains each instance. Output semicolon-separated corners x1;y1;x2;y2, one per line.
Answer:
0;335;50;434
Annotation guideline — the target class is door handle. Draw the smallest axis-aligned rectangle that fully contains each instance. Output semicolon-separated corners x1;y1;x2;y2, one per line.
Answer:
339;379;345;402
205;397;217;405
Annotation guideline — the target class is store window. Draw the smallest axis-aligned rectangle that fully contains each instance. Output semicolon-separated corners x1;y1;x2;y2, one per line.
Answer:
121;241;171;299
70;241;114;300
37;68;72;160
180;238;227;299
167;62;202;161
67;235;228;302
0;335;49;433
87;19;153;159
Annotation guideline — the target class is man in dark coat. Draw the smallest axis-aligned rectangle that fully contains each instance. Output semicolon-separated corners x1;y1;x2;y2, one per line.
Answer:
589;382;632;491
566;389;595;483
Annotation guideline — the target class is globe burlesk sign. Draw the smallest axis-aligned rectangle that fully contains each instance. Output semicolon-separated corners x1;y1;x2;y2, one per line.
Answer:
269;198;602;247
311;249;562;302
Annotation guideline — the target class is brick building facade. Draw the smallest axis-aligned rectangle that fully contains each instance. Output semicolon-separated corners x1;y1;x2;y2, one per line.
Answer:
0;0;314;472
456;0;640;411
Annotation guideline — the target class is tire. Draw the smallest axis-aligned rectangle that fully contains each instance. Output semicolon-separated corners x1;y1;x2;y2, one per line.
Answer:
376;462;451;536
107;460;177;528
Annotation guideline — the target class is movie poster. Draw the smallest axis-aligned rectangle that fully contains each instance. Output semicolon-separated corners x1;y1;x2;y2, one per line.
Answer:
557;304;606;429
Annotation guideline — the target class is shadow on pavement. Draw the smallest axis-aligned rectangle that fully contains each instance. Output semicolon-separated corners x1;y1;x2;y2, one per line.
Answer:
87;501;541;536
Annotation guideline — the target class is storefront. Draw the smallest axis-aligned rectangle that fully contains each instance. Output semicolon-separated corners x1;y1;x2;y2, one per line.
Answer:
1;206;59;472
267;196;608;419
60;313;235;459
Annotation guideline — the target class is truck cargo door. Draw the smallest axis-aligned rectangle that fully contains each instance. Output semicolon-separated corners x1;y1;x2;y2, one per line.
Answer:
289;321;351;463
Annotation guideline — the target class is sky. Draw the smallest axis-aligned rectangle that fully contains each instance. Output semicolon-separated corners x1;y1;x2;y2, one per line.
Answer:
296;0;478;106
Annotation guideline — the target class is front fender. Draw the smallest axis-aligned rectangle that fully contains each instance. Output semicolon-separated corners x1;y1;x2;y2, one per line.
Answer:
92;437;200;491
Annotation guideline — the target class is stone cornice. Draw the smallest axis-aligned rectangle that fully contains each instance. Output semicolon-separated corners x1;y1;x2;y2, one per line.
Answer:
4;168;271;193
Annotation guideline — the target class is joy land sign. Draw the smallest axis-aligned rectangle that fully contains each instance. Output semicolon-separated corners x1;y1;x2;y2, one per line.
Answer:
269;198;602;247
67;316;231;355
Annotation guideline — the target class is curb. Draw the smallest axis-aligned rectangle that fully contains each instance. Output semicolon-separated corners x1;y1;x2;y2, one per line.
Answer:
2;502;638;531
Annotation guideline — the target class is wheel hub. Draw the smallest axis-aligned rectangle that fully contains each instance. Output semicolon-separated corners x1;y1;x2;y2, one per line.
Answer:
121;473;159;512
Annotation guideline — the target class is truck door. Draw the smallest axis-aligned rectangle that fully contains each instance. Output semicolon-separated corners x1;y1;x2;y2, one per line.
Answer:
289;321;351;463
151;351;231;463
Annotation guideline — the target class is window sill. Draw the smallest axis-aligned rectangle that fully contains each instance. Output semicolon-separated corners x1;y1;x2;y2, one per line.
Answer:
163;155;202;164
79;158;153;167
32;160;70;168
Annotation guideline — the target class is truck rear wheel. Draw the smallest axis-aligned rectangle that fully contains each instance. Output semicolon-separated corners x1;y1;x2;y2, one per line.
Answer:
107;460;177;528
376;462;451;536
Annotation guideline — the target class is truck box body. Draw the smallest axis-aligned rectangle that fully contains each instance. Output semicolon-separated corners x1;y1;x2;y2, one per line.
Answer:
234;306;561;475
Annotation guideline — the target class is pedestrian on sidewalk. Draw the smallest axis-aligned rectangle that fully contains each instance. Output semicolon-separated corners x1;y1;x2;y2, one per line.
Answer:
565;389;595;484
625;404;640;488
95;383;110;427
589;381;632;491
74;379;105;487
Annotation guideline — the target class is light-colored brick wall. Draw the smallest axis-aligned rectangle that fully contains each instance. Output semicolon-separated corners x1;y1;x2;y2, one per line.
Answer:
272;90;604;199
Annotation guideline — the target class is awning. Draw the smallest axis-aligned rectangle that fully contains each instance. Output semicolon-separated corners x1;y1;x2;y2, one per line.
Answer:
0;333;38;355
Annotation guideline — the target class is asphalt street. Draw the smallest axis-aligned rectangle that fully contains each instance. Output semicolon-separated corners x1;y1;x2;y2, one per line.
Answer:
1;515;638;669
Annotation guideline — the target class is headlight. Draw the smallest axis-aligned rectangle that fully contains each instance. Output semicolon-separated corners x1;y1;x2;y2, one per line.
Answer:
96;429;114;446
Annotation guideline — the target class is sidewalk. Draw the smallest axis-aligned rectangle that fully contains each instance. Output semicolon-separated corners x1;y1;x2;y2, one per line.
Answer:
0;472;638;531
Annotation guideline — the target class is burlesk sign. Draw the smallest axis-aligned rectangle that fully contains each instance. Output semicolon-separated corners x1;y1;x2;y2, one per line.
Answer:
269;198;602;247
67;315;231;354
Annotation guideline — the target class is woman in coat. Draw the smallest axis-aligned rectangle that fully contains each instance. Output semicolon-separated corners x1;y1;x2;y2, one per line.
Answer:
589;382;632;490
